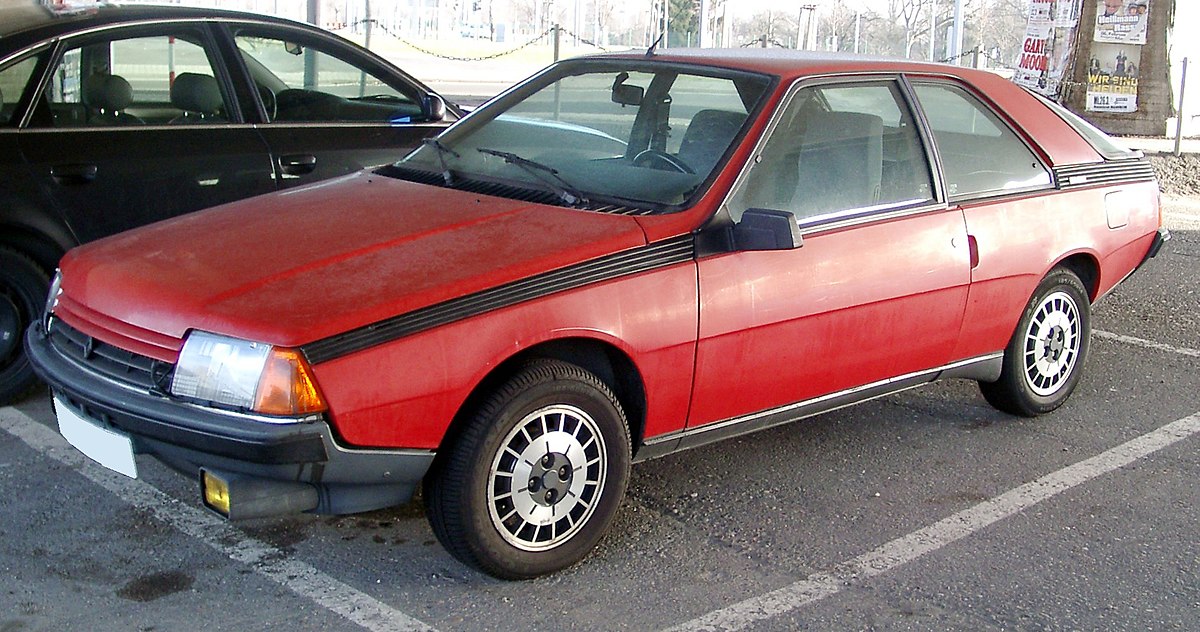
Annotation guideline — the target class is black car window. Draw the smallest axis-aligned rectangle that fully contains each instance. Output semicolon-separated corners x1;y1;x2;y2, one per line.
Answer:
911;82;1051;199
233;33;420;124
35;31;231;127
0;54;42;125
728;80;934;224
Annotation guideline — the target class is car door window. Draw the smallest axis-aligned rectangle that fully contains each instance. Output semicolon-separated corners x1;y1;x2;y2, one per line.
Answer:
233;33;421;124
36;30;231;127
911;82;1051;199
729;80;934;224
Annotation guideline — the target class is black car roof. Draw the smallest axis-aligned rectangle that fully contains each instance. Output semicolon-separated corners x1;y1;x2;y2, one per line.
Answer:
0;2;314;55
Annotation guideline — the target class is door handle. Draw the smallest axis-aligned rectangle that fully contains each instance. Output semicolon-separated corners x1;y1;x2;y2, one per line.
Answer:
279;154;317;176
50;164;98;184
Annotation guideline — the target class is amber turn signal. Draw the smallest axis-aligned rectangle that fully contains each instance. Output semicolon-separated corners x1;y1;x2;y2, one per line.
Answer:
253;347;328;416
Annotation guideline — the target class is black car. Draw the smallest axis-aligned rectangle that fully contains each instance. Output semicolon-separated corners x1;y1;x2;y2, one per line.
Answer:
0;2;459;403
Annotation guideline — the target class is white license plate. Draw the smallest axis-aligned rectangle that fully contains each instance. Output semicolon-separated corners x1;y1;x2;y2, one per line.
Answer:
54;397;138;478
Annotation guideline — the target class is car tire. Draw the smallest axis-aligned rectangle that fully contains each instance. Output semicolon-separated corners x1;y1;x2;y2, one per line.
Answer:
0;246;50;405
424;359;631;579
979;268;1091;417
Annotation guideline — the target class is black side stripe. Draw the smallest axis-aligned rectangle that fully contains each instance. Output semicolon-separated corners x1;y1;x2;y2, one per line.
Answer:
1054;159;1155;190
301;235;697;364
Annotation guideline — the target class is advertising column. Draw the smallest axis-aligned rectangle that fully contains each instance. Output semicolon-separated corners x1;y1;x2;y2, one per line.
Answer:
1014;0;1081;98
1086;0;1148;113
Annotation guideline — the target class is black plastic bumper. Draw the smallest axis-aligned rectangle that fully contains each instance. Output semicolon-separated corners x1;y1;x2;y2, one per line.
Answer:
1138;227;1171;270
25;324;434;515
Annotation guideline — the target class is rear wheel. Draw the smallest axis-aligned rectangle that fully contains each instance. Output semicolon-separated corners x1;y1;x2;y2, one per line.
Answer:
0;247;50;405
424;359;631;579
980;268;1091;416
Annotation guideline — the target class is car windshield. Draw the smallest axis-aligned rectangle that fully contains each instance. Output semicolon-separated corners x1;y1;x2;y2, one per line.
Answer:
392;60;773;210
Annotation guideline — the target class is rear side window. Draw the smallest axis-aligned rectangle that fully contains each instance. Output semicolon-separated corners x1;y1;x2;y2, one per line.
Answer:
912;83;1051;199
37;30;231;127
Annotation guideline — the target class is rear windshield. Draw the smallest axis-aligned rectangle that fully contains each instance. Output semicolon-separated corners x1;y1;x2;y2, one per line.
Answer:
1028;90;1140;160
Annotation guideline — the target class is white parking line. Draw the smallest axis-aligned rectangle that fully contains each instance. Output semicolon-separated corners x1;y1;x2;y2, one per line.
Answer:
665;411;1200;632
1094;329;1200;358
0;407;437;632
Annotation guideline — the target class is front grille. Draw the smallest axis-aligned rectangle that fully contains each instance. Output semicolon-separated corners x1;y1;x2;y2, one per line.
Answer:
49;319;173;392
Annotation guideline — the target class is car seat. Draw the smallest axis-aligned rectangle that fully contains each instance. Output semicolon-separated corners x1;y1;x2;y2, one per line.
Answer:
81;74;143;126
170;72;225;123
677;109;747;175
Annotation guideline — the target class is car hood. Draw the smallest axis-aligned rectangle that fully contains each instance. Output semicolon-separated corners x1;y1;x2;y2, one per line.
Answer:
58;171;649;350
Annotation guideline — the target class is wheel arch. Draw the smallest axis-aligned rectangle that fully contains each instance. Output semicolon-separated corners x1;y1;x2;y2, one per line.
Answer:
1050;251;1100;301
441;336;648;457
0;208;78;272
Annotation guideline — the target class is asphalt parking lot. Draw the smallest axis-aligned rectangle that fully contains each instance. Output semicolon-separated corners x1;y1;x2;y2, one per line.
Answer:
2;198;1197;631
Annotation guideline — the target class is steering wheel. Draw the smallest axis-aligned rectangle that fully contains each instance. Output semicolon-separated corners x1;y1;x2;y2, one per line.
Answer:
633;149;694;174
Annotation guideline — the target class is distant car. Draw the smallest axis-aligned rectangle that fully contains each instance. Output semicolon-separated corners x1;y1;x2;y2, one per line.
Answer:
28;49;1167;579
0;2;459;403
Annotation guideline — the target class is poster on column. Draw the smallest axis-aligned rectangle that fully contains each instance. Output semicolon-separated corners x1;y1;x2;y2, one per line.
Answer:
1013;0;1079;98
1086;42;1140;112
1094;0;1149;45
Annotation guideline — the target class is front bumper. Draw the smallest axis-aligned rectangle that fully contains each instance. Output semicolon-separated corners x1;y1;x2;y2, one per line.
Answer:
25;323;434;518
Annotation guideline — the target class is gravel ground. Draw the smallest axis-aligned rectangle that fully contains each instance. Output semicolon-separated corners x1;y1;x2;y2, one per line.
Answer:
1149;152;1200;195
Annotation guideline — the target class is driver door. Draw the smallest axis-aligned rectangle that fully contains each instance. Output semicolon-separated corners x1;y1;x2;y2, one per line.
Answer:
220;24;452;189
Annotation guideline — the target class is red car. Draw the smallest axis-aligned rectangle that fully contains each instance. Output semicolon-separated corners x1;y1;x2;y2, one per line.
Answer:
26;50;1167;579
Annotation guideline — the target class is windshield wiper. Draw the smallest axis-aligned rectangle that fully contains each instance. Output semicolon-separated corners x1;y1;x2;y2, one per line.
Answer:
422;138;461;186
476;147;589;206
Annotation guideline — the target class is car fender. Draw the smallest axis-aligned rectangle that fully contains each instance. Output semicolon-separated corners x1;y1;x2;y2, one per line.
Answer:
310;260;700;451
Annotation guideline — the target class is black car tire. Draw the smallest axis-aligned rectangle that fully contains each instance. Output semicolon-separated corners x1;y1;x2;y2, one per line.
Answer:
424;359;631;579
980;268;1091;417
0;246;50;405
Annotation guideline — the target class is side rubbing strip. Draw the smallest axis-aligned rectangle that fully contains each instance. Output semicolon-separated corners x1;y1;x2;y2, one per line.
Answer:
1054;159;1155;189
301;235;696;364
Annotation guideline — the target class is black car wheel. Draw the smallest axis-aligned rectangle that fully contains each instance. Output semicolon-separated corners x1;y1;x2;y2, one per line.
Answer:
980;267;1091;417
0;247;50;405
424;359;631;579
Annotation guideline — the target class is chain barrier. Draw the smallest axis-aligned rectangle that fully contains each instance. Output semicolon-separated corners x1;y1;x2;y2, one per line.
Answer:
740;37;791;49
937;48;979;64
346;20;553;61
556;26;612;53
343;20;611;61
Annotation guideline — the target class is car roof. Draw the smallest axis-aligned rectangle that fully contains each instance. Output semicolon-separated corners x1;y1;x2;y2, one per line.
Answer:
595;47;989;81
0;2;316;53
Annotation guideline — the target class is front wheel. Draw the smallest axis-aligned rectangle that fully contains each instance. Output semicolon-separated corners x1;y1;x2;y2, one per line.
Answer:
424;359;631;579
0;247;50;405
979;268;1091;416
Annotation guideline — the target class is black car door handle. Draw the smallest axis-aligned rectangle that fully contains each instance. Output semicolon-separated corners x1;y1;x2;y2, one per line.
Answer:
50;164;98;184
279;154;317;176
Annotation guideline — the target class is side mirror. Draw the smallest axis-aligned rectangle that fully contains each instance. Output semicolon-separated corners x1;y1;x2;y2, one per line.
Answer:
422;94;447;122
732;208;804;251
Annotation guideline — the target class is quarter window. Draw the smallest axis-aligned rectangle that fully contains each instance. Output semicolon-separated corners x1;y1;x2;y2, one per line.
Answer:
912;83;1051;198
729;80;934;223
0;55;43;125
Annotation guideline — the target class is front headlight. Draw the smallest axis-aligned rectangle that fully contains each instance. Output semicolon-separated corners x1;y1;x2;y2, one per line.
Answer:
170;331;327;417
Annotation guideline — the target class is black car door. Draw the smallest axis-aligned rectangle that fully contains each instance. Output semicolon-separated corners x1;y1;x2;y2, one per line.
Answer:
17;23;274;243
216;23;452;189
